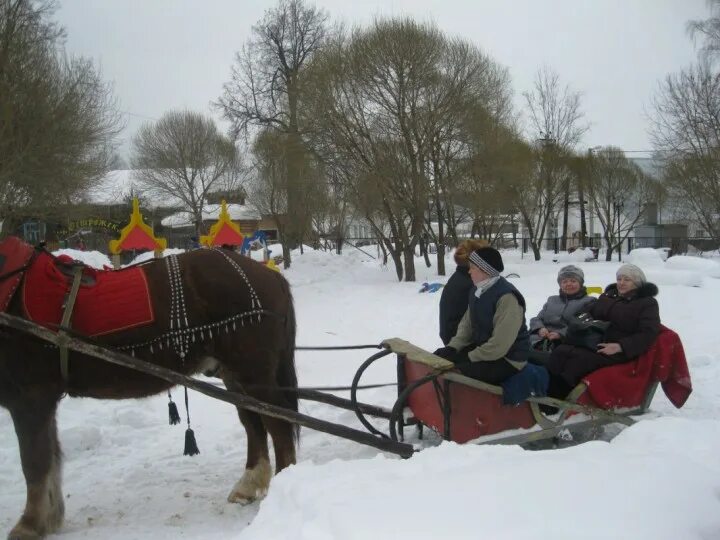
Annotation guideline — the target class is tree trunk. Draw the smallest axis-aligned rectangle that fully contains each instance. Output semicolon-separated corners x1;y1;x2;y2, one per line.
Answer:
561;182;570;251
402;247;416;281
420;236;431;268
436;243;446;276
578;183;587;248
282;238;292;269
378;239;388;265
605;233;613;261
389;249;403;280
531;243;541;261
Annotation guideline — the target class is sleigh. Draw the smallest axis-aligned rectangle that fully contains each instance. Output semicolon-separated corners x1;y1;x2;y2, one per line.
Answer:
351;329;692;446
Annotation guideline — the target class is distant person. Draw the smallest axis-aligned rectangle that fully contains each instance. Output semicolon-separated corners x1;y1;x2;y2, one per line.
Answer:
188;236;201;250
434;246;530;385
75;238;86;251
438;238;489;345
545;264;660;399
528;265;595;350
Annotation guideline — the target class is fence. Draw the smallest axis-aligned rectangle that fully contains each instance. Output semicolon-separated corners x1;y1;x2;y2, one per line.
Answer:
517;237;717;258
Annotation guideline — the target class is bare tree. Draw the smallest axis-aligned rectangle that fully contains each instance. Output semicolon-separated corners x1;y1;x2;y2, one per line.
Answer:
587;147;657;261
650;63;720;243
0;0;121;236
457;103;519;249
217;0;330;266
506;139;564;260
688;0;720;63
131;110;242;237
423;61;514;274
305;18;509;280
249;129;289;257
522;66;588;254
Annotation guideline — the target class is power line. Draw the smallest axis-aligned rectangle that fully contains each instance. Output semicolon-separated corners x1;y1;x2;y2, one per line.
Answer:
119;110;158;121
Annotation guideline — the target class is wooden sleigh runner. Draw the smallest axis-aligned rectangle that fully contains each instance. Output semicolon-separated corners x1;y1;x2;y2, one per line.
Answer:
354;330;692;448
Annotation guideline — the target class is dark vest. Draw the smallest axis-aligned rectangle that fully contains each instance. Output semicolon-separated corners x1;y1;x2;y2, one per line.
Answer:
468;277;530;363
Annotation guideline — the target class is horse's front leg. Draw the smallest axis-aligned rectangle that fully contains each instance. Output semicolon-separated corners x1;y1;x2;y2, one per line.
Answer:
7;398;64;540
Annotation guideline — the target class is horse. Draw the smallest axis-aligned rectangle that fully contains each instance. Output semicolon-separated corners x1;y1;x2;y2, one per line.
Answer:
0;240;298;539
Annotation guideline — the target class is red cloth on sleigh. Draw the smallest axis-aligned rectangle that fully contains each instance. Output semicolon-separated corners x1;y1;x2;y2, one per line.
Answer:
579;325;692;410
22;252;154;336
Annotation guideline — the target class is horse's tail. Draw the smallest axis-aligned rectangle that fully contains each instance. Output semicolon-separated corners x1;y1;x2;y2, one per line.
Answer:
277;274;300;443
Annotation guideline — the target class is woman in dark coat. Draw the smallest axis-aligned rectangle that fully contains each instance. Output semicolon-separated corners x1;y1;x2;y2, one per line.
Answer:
439;238;488;345
545;263;661;399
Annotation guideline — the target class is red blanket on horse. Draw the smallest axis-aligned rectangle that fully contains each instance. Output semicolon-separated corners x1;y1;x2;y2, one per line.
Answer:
22;252;154;336
580;325;692;409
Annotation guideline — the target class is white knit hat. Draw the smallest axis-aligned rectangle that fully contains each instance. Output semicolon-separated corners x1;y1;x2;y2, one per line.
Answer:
616;264;646;287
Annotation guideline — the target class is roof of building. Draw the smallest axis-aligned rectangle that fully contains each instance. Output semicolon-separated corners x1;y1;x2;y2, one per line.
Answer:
161;203;261;229
87;170;152;206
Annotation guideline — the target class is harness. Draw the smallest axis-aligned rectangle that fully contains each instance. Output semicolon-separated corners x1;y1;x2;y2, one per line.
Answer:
1;242;272;384
115;248;266;357
58;263;84;381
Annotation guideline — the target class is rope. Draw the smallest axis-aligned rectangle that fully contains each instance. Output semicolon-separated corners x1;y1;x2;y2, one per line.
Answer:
296;344;383;351
184;386;191;427
207;381;396;392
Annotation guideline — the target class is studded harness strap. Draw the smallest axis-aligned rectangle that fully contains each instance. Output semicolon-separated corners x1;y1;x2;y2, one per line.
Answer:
118;249;266;357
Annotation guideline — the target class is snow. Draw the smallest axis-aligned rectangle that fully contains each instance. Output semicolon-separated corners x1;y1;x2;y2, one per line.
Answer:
644;268;704;288
2;248;720;539
247;418;720;540
667;255;720;278
625;247;665;267
552;247;596;263
161;204;261;229
53;248;113;269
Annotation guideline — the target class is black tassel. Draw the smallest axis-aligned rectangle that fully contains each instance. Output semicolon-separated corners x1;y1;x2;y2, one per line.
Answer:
184;428;200;456
168;400;181;425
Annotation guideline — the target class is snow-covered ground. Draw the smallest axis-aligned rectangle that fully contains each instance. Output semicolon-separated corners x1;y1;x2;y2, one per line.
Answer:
1;247;720;539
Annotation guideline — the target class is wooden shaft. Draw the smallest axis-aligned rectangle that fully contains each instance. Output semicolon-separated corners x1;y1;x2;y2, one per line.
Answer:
0;312;415;458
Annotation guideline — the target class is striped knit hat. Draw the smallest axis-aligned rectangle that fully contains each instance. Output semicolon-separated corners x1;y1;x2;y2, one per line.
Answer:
468;247;503;277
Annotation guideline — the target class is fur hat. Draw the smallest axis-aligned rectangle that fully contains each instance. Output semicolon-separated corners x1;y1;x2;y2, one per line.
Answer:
454;238;490;266
616;264;646;287
557;264;584;285
468;246;503;276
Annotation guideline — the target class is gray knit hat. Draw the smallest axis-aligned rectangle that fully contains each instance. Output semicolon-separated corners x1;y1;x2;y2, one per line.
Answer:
557;264;584;285
616;264;646;287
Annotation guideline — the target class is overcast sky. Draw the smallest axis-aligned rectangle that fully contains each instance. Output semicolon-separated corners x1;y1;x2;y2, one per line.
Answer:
55;0;710;162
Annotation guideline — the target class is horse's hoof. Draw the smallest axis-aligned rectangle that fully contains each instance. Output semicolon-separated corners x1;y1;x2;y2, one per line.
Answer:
227;460;271;505
7;524;43;540
227;486;267;505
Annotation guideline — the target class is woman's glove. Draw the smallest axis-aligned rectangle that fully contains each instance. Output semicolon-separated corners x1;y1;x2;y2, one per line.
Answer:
451;345;478;366
433;346;457;360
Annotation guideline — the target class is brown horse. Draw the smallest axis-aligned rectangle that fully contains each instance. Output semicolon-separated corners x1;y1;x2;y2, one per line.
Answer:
0;242;298;540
